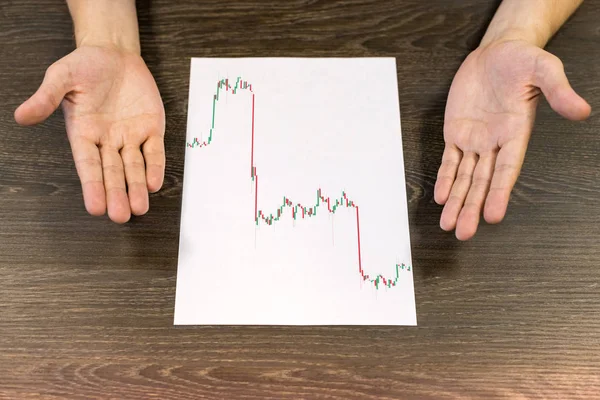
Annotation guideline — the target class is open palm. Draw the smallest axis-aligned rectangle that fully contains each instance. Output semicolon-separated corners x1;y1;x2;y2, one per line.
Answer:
435;40;591;240
15;46;165;223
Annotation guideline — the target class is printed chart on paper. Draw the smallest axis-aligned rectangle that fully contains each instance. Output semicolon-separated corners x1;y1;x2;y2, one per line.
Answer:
174;58;416;325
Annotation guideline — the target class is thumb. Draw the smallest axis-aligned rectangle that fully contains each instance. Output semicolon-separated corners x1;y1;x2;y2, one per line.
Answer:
14;62;72;126
534;52;591;121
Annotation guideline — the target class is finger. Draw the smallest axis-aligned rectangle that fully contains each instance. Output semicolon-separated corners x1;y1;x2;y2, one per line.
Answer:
534;52;591;121
484;138;528;224
121;145;149;216
14;62;72;126
455;152;496;241
440;152;478;232
142;136;165;193
69;136;106;216
434;145;463;205
99;146;131;224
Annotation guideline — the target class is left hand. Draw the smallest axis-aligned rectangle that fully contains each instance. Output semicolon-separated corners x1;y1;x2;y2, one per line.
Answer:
14;45;165;223
435;39;591;240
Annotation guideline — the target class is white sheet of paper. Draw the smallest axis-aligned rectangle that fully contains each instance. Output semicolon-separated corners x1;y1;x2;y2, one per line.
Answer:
174;57;416;325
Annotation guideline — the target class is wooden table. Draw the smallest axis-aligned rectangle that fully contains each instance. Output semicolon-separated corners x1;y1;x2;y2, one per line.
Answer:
1;1;599;398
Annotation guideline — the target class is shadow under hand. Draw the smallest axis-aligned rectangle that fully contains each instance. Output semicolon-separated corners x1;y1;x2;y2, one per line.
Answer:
408;1;503;281
410;93;461;281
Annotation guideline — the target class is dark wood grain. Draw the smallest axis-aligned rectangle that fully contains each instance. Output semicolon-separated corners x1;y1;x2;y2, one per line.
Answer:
1;0;600;398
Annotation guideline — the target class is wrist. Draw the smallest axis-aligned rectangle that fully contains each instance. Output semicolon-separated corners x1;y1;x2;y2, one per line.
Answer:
480;12;552;49
479;0;584;49
480;26;549;49
67;0;140;55
479;0;554;49
75;29;140;55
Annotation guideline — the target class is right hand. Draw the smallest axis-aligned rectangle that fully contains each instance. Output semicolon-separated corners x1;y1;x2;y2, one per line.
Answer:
14;45;165;223
435;39;590;240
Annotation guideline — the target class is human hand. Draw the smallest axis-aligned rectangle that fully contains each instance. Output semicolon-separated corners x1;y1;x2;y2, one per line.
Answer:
14;45;165;223
435;39;591;240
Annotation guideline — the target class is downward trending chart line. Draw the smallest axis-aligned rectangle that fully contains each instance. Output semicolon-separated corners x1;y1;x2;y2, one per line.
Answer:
187;77;411;289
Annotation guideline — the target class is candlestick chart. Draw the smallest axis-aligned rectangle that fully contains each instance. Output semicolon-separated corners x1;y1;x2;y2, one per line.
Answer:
186;77;411;290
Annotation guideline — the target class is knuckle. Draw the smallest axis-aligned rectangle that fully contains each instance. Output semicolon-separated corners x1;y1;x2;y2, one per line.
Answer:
124;160;146;169
127;180;147;187
456;172;473;182
81;178;103;186
471;176;490;190
538;52;564;76
45;63;59;78
45;62;67;82
436;174;454;182
441;159;460;169
121;143;142;152
447;194;464;204
494;163;517;174
143;151;166;164
549;53;564;70
105;186;126;193
102;164;124;174
462;201;481;210
76;157;102;168
488;186;508;194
